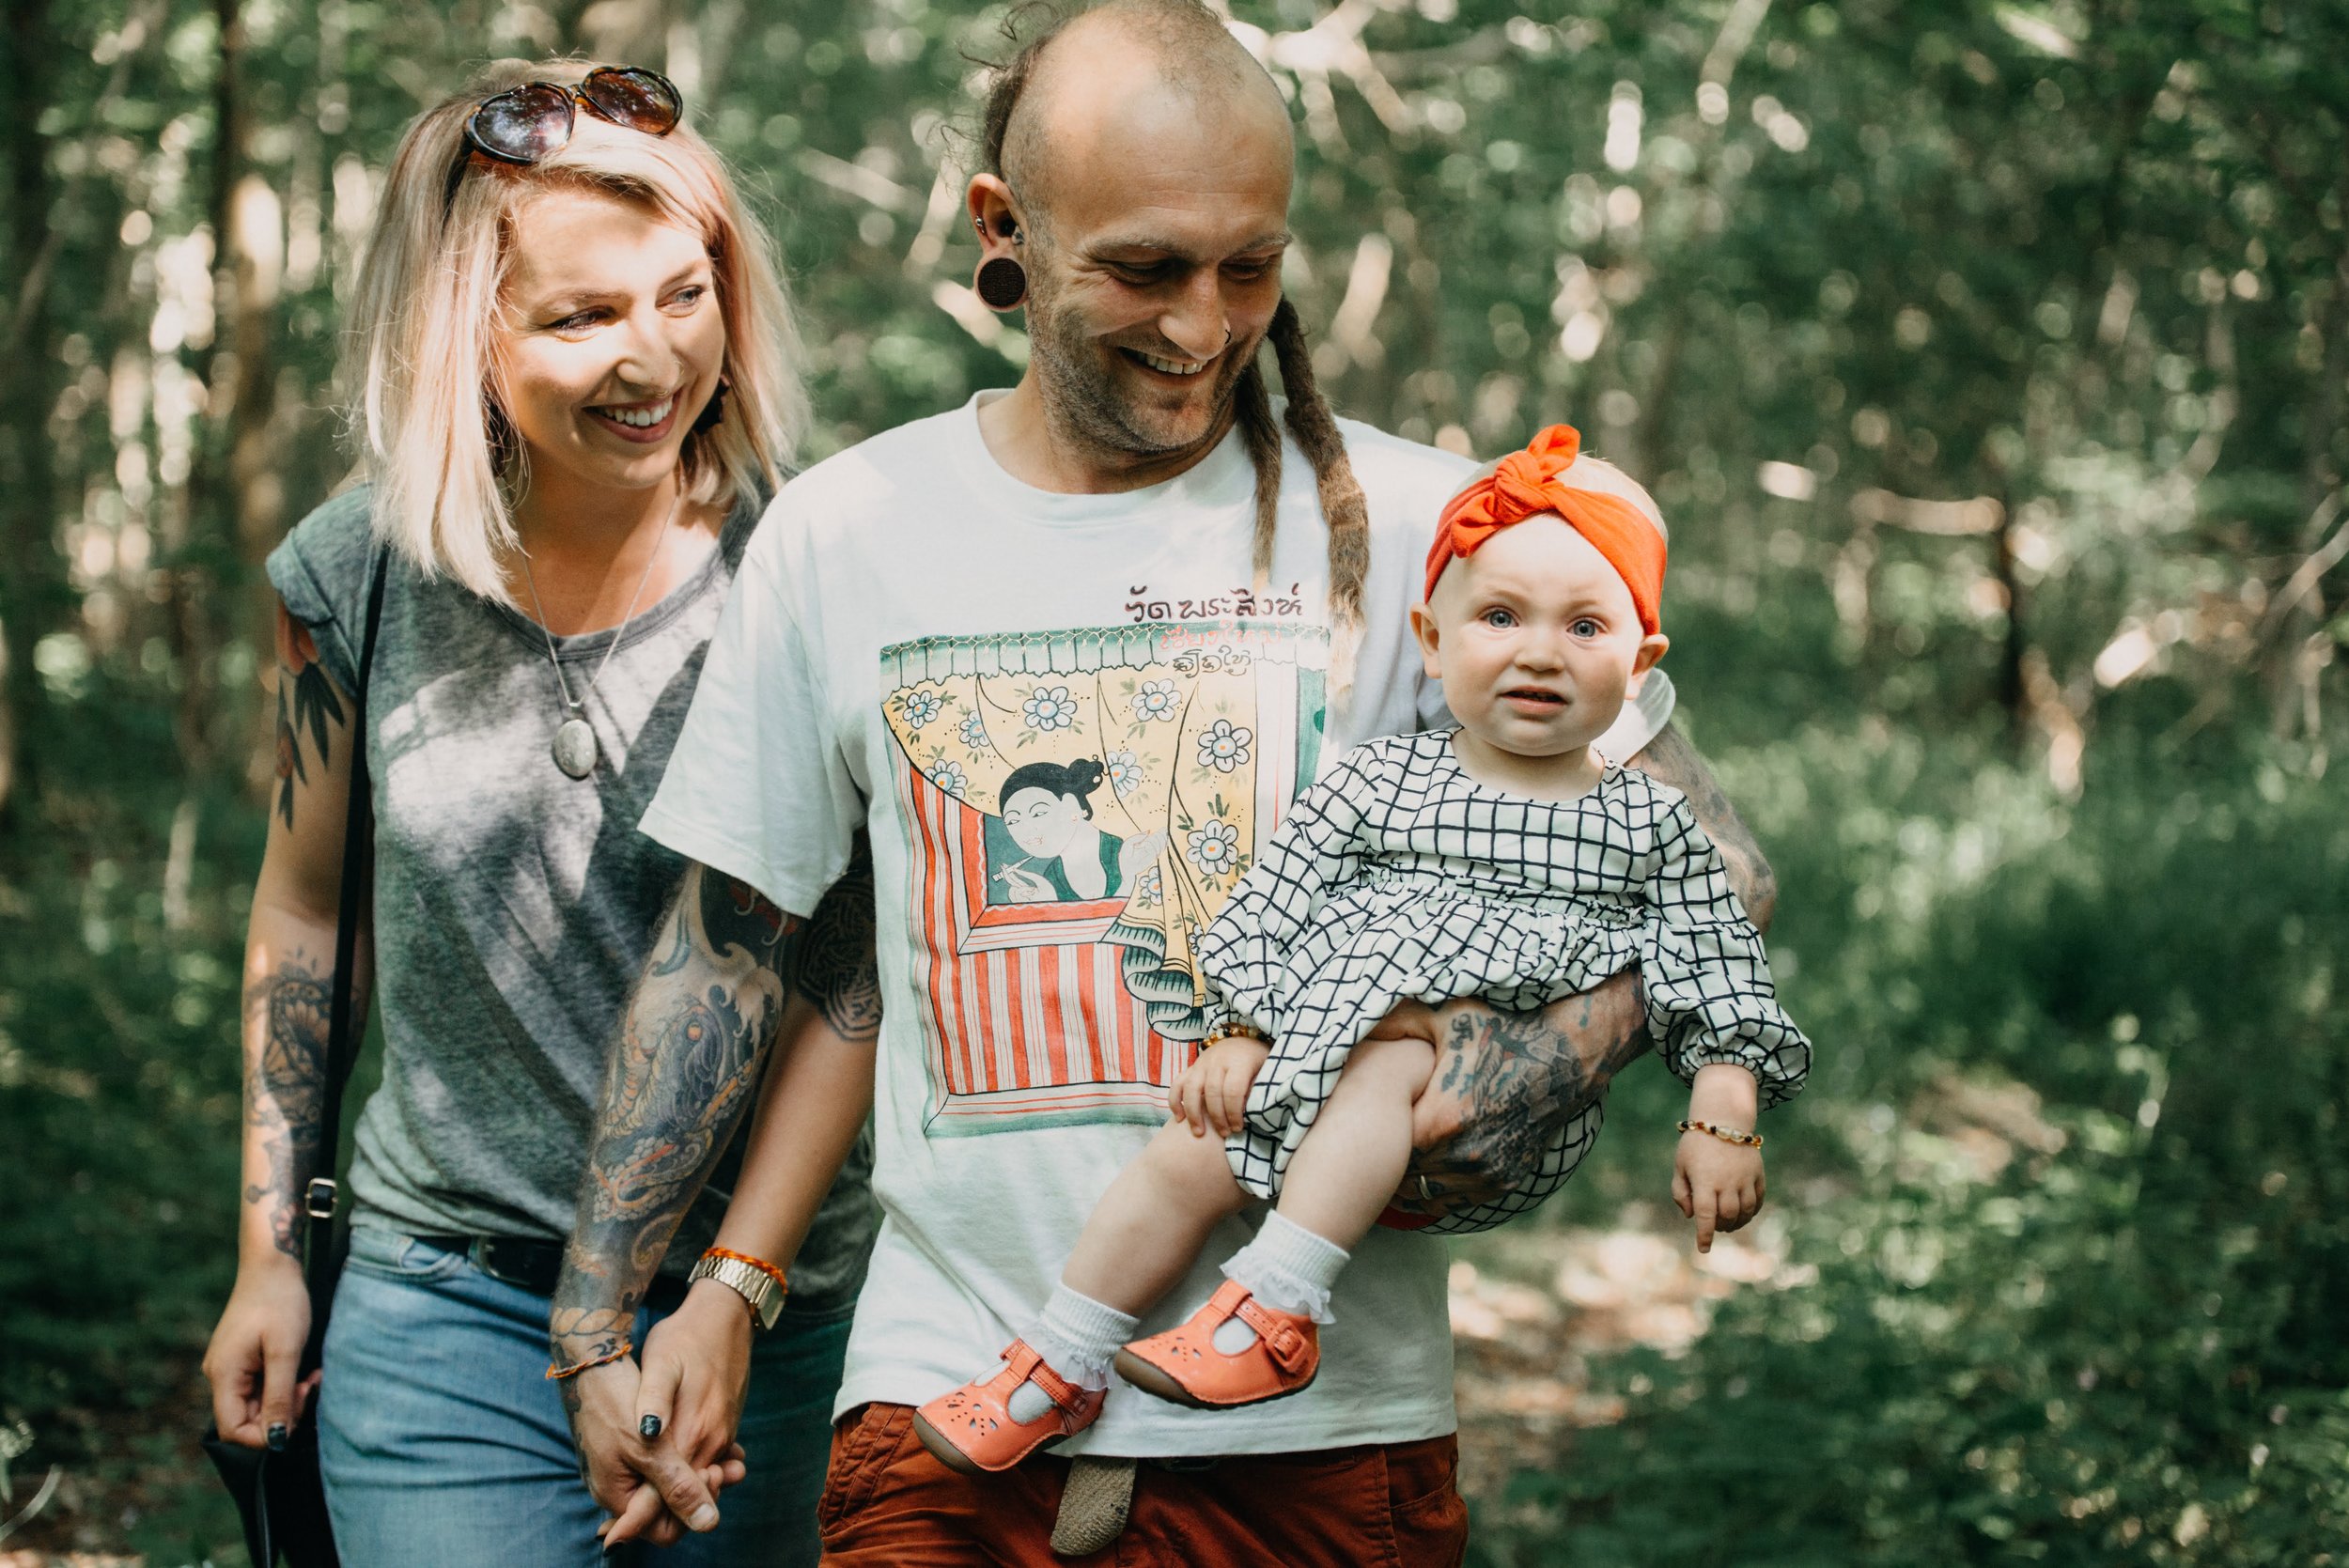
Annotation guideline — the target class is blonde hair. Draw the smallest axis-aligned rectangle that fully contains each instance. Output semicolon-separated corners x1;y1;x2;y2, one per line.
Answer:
342;58;807;602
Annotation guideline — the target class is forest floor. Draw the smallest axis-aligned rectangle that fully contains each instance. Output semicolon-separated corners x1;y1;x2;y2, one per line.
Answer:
1450;1209;1813;1511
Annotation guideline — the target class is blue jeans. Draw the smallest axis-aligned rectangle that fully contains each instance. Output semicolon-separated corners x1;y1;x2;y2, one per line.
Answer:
319;1227;851;1568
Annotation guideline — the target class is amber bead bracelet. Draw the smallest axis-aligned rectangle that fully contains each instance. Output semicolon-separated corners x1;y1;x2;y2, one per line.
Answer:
1677;1118;1764;1148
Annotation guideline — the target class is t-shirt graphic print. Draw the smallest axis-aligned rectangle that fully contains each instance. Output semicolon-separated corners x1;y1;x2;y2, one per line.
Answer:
879;615;1328;1134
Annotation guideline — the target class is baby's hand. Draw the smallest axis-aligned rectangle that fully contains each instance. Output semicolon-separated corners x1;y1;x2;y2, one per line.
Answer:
1672;1126;1765;1253
1170;1035;1270;1138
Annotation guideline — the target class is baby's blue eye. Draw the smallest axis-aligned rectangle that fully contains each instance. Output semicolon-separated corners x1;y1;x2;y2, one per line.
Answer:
1572;617;1601;637
1482;608;1516;628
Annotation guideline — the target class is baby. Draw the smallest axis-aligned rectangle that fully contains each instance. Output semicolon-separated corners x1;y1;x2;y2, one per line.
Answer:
915;425;1811;1473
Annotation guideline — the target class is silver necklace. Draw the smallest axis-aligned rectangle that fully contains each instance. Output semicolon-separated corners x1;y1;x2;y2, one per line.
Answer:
516;489;679;779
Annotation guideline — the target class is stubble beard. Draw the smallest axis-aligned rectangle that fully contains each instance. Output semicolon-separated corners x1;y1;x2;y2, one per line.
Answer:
1027;275;1256;471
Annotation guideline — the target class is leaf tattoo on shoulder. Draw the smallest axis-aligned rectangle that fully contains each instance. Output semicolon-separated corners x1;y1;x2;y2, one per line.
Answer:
272;614;346;830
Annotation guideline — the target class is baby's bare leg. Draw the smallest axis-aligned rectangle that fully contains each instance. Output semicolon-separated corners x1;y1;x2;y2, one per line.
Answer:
1061;1116;1252;1317
1275;1034;1439;1248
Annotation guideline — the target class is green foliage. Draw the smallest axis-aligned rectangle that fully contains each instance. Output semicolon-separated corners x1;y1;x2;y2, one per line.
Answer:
0;777;254;1559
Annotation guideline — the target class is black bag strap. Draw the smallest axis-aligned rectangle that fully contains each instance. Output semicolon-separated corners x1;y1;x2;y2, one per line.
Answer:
300;547;392;1366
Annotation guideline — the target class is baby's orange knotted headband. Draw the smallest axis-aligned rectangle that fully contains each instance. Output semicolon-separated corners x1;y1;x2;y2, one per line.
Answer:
1424;424;1668;635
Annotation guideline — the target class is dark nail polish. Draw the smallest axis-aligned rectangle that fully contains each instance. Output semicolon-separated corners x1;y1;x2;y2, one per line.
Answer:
639;1413;663;1440
266;1423;288;1452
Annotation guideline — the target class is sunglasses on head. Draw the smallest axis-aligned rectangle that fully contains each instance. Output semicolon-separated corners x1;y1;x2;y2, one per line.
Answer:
442;66;683;212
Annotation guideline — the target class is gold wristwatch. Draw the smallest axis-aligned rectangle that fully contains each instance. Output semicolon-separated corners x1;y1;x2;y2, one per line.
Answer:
689;1248;787;1331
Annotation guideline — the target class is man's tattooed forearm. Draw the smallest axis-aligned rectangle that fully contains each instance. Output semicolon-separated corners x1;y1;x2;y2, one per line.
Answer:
1628;722;1777;929
552;862;800;1352
1408;977;1651;1206
547;1302;632;1389
589;982;765;1235
242;958;332;1256
797;835;881;1042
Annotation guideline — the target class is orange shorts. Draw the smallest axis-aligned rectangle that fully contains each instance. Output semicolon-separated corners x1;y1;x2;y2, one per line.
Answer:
817;1402;1468;1566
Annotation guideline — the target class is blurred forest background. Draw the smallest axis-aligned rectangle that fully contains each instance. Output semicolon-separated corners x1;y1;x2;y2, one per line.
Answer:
2;0;2344;1561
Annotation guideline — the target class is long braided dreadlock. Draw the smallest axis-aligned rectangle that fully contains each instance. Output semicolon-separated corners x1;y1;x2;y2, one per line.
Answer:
977;0;1376;692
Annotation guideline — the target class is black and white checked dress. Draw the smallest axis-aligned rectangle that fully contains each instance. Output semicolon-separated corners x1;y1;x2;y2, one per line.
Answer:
1195;729;1811;1235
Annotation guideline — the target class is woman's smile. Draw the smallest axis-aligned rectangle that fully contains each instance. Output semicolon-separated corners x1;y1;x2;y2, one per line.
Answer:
586;392;681;444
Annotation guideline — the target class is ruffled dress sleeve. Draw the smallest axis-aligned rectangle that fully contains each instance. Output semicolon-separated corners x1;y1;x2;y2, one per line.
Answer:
1637;790;1811;1107
1193;746;1379;1042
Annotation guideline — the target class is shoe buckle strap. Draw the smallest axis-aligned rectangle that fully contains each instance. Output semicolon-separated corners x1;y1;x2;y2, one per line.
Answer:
1235;1298;1310;1372
1020;1350;1091;1419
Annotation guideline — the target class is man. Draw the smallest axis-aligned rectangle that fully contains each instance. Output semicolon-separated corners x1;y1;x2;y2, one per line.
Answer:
557;1;1777;1558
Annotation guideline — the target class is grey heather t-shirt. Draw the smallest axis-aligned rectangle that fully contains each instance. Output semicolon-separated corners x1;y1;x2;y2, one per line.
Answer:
267;487;876;1309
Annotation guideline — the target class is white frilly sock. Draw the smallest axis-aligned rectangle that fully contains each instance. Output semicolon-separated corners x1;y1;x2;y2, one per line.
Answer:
1007;1283;1139;1422
1215;1212;1348;1353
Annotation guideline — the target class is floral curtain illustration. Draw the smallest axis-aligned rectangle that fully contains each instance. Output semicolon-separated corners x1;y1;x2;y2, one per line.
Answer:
880;622;1328;1039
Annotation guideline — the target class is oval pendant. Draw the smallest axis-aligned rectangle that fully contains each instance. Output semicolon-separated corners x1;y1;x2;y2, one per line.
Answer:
552;717;599;779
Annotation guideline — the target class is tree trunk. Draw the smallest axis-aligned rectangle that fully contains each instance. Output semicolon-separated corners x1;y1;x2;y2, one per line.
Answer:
1991;484;2028;747
2271;251;2348;739
0;0;58;830
177;0;283;783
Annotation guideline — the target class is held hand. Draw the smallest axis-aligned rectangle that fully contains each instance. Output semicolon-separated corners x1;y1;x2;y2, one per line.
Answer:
635;1283;757;1494
563;1355;725;1548
203;1257;321;1449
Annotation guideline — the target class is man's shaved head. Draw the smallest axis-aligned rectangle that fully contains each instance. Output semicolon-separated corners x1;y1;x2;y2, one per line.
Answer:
965;0;1297;471
986;0;1293;225
962;1;1372;684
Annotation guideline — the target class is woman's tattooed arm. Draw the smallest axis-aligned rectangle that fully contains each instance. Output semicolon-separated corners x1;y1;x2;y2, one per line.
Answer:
241;953;338;1256
1394;722;1776;1213
239;600;365;1262
551;862;803;1366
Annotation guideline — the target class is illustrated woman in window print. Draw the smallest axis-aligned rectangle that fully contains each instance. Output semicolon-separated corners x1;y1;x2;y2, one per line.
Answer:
989;759;1168;904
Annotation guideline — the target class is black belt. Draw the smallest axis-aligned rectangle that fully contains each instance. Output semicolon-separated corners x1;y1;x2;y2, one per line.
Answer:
412;1234;691;1309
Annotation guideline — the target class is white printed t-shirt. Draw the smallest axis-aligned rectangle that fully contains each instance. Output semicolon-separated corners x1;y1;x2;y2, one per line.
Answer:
640;392;1675;1456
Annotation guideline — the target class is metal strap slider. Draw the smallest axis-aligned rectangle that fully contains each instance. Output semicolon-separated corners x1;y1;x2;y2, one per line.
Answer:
303;1176;339;1221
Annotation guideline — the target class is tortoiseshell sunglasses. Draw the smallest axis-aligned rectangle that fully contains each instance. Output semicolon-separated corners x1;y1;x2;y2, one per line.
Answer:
443;67;682;211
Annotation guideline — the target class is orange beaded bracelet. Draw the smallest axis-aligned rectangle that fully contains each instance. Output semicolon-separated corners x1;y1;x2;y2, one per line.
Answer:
703;1246;788;1294
545;1339;633;1381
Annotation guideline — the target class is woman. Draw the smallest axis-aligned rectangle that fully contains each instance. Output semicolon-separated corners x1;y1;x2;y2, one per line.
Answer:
993;758;1166;902
199;59;874;1565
